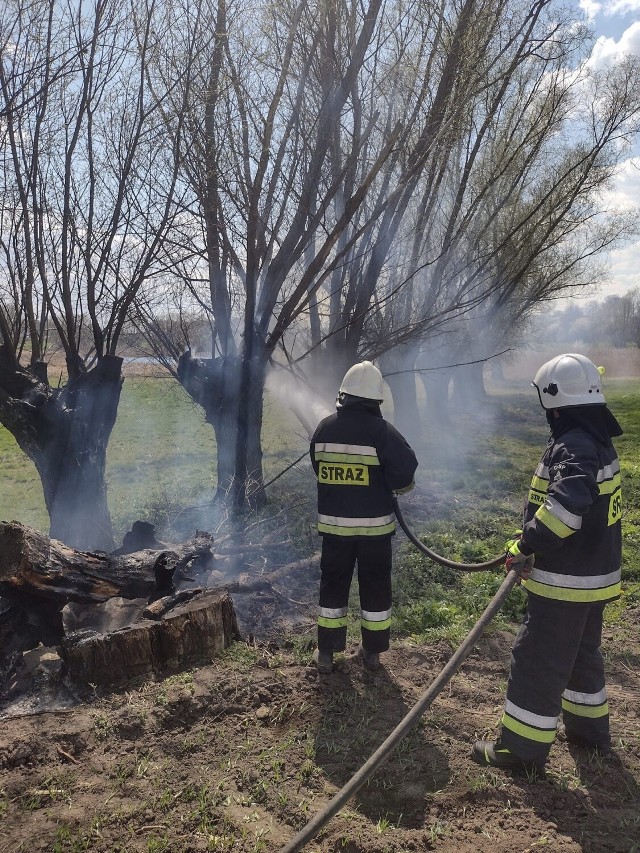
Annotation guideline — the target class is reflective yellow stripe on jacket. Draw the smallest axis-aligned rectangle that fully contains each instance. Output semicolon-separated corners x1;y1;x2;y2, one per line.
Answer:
522;568;621;603
535;495;582;539
314;442;380;465
528;463;549;507
317;513;395;536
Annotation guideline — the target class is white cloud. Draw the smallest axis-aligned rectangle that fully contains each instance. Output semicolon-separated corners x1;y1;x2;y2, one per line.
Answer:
577;0;640;19
587;20;640;67
593;159;640;297
601;158;640;211
600;1;640;14
579;0;602;18
600;241;640;296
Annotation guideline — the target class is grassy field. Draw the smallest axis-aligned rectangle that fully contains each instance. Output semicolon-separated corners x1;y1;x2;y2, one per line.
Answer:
1;373;639;853
0;374;638;628
0;375;310;539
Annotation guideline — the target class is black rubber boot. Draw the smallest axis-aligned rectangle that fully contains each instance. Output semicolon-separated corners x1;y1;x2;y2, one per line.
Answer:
359;645;380;671
471;740;545;776
312;649;333;674
564;732;612;756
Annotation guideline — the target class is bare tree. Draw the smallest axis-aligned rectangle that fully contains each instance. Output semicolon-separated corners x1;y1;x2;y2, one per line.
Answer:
132;0;639;512
0;0;185;549
376;15;640;429
136;0;522;506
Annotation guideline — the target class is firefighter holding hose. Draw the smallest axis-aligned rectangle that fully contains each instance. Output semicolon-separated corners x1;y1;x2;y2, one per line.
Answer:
309;361;418;674
473;353;623;775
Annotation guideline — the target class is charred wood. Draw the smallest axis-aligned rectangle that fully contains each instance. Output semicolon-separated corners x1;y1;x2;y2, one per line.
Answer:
111;520;168;555
0;521;215;605
61;591;240;686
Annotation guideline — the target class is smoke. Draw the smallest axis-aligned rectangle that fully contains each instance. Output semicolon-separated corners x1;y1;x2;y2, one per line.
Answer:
266;367;333;439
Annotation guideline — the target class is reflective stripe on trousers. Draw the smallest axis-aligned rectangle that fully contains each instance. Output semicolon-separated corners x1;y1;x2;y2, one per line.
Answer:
499;595;610;762
317;536;392;654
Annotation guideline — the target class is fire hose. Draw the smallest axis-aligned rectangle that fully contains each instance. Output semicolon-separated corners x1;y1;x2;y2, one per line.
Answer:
392;494;507;571
279;499;514;853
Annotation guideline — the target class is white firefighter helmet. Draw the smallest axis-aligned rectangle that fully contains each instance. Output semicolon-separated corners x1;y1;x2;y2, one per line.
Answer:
339;361;384;402
532;353;605;409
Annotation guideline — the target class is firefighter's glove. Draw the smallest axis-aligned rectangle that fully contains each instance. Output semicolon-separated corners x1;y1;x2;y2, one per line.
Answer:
504;537;534;581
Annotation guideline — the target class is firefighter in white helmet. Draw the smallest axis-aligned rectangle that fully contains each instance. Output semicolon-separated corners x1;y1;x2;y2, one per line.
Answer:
473;353;623;774
309;361;418;673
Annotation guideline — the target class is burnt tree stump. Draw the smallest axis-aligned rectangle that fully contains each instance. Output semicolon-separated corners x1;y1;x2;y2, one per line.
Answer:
0;522;245;692
61;591;240;685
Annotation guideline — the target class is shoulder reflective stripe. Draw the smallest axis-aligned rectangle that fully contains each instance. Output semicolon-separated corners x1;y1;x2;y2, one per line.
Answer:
535;505;576;538
597;460;621;482
501;713;557;744
562;687;607;706
530;475;549;493
315;442;377;455
316;452;380;466
544;496;582;530
319;606;348;619
361;617;391;631
535;463;549;478
361;608;392;622
314;443;379;465
522;578;621;603
527;568;621;590
318;514;394;528
504;699;558;731
561;698;609;718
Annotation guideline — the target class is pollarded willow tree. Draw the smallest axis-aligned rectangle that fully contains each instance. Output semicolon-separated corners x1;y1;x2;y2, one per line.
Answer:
134;0;639;511
136;0;523;507
0;0;187;549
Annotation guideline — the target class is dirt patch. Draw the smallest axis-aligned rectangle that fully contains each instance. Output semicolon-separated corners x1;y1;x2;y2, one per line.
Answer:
1;605;638;853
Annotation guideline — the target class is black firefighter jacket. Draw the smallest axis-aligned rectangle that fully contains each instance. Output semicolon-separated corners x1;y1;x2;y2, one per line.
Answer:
519;410;622;605
310;400;418;538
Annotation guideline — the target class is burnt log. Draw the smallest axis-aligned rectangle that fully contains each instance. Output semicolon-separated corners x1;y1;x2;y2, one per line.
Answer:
111;520;168;555
0;521;215;606
61;590;239;685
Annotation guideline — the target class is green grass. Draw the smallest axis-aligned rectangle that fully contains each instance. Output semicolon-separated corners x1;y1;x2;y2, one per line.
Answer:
0;428;49;530
0;372;638;607
0;375;310;540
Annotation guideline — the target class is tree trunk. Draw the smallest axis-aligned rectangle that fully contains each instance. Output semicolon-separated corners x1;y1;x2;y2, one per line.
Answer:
378;347;421;444
176;350;265;510
0;353;123;551
177;351;240;500
61;590;239;686
450;361;487;413
0;521;215;605
418;369;452;428
234;346;266;509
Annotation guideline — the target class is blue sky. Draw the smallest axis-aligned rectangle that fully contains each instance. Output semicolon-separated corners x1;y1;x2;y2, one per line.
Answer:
576;1;640;299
